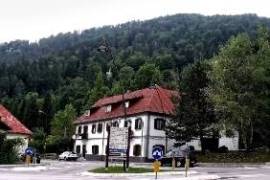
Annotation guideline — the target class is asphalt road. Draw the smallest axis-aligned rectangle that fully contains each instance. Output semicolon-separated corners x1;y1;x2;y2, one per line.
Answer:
0;160;269;180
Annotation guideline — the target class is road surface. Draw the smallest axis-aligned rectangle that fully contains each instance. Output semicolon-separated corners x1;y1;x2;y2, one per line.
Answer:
0;160;269;180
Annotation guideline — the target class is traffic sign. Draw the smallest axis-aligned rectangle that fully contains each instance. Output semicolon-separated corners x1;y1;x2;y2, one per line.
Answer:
152;147;163;160
25;147;34;156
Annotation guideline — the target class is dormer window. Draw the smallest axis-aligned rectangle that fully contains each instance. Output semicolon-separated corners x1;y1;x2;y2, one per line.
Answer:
125;101;130;108
85;110;90;116
105;105;112;113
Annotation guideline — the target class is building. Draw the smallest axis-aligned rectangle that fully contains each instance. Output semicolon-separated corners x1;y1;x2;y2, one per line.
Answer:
74;86;239;161
0;104;32;153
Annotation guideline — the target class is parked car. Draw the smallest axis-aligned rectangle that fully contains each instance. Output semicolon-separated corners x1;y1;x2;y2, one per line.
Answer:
58;151;79;161
160;146;197;167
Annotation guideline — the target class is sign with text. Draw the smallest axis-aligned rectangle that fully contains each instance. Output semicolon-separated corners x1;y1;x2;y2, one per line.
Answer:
109;127;129;154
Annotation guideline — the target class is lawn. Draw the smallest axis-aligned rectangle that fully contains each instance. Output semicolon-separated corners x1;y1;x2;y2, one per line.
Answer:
89;166;153;173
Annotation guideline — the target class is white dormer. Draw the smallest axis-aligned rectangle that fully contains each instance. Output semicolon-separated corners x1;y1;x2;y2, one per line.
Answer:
105;105;112;113
84;110;90;116
125;101;130;108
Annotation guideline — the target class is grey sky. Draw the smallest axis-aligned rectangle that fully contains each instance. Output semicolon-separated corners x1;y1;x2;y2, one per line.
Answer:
0;0;269;43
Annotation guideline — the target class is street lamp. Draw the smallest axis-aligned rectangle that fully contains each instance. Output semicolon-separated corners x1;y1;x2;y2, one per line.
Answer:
98;39;130;170
38;110;48;154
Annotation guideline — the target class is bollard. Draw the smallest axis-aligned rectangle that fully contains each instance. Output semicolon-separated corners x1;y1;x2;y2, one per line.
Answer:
184;156;190;177
172;157;176;170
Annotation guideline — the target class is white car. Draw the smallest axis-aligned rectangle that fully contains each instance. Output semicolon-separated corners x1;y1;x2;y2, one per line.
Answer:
58;151;79;161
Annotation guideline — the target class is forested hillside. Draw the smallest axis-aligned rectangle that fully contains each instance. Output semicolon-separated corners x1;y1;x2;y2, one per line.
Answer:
0;13;270;131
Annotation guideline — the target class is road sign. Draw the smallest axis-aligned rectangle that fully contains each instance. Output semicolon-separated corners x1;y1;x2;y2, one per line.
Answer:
152;147;163;160
25;147;34;156
109;127;129;154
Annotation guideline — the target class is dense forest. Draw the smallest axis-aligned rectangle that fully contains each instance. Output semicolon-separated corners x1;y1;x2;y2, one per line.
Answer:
1;13;270;134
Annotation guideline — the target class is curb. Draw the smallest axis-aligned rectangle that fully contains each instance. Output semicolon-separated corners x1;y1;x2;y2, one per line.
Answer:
197;162;268;167
81;170;198;177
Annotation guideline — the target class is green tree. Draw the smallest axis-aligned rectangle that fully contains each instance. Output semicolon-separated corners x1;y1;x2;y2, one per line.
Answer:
208;30;270;150
166;61;216;152
51;104;76;138
135;63;161;89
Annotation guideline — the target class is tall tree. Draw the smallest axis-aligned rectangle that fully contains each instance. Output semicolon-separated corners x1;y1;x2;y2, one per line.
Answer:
166;61;216;152
208;29;270;150
51;104;76;138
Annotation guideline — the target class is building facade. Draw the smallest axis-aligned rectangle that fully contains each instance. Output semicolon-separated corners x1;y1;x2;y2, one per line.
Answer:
74;86;239;161
0;104;32;153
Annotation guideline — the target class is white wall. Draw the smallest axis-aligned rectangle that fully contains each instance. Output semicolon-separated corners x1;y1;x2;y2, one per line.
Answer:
6;134;30;154
74;113;240;159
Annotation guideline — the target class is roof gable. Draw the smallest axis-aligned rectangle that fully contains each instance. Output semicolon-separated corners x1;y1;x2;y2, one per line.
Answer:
0;105;32;135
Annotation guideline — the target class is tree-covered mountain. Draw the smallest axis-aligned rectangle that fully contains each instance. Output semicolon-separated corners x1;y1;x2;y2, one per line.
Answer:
0;13;270;131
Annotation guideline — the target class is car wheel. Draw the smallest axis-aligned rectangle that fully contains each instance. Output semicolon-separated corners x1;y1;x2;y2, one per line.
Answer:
64;157;67;161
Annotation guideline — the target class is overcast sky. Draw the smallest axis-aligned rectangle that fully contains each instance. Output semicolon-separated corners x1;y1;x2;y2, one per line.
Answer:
0;0;269;43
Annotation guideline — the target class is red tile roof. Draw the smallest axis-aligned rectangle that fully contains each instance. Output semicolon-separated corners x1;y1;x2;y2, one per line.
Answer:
0;104;32;135
75;86;178;124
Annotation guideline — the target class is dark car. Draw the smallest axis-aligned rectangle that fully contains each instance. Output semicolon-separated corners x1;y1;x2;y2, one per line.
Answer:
160;146;197;167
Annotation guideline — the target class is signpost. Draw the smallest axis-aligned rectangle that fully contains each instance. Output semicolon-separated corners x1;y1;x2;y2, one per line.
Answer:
109;127;129;153
152;147;163;179
106;126;130;171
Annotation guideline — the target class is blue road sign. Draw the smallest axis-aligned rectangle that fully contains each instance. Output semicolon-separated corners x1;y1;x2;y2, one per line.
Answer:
152;147;163;160
25;147;34;156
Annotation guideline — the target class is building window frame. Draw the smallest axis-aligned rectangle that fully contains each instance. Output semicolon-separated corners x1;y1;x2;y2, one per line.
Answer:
92;145;99;155
133;144;141;156
97;123;103;133
135;118;143;130
91;124;96;134
124;119;132;128
154;118;165;130
78;126;82;134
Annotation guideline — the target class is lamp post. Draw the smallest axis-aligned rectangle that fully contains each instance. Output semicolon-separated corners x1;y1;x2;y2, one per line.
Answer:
38;110;48;154
98;39;129;170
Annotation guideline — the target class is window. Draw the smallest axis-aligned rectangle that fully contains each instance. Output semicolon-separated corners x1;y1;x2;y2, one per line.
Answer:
84;110;90;116
97;123;103;133
83;126;88;134
78;126;82;134
125;101;130;108
82;126;88;139
124;119;131;127
92;145;99;155
133;145;141;156
76;145;81;154
135;118;143;130
112;121;119;127
106;123;110;132
91;124;96;134
154;118;165;130
105;105;112;112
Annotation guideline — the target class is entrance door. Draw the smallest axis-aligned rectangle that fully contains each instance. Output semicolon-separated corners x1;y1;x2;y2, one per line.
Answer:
82;145;87;158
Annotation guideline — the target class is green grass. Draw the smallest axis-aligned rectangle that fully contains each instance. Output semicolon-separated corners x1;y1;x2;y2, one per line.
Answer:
89;166;153;173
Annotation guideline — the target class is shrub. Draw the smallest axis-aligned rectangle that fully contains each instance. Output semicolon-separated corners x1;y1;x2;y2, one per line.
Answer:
0;133;23;164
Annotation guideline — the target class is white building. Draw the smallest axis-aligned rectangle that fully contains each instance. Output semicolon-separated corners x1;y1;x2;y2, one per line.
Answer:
74;86;239;161
0;104;32;153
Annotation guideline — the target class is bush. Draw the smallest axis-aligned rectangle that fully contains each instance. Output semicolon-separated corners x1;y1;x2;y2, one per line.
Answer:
0;134;23;164
218;146;229;153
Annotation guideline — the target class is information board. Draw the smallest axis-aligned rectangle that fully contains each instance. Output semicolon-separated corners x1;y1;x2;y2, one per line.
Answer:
109;127;129;154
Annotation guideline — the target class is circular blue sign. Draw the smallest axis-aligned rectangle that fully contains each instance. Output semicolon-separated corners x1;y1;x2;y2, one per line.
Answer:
25;147;34;156
152;147;163;160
